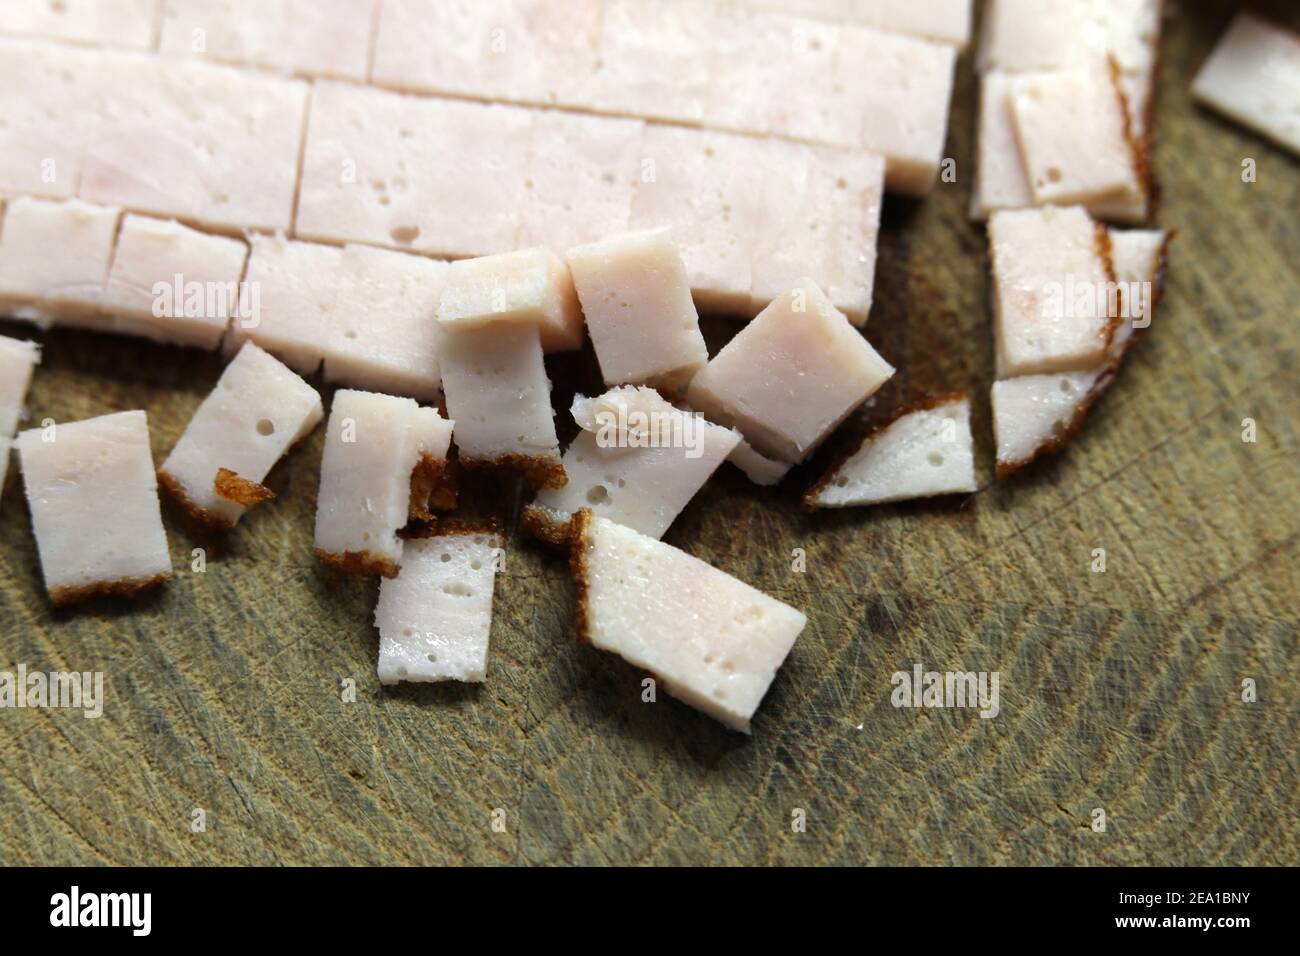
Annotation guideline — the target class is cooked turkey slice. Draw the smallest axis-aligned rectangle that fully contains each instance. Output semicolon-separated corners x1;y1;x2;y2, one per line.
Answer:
17;410;172;605
571;511;806;733
522;386;740;545
806;394;976;508
374;525;504;685
158;343;322;531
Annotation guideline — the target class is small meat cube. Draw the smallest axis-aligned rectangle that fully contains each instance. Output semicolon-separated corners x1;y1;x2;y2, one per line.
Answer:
158;343;323;532
296;82;532;259
374;525;504;684
102;214;249;349
522;386;740;545
1008;69;1144;211
518;110;644;254
225;234;344;375
991;370;1104;477
0;39;87;200
685;279;894;464
565;228;708;388
437;247;584;352
159;0;376;81
969;72;1034;220
989;206;1116;377
17;411;172;605
437;323;563;488
1192;12;1300;157
0;336;41;496
628;125;764;314
0;197;119;325
78;52;309;234
805;394;976;508
571;511;807;733
314;390;448;576
585;0;719;125
747;140;885;324
322;244;448;400
836;25;957;195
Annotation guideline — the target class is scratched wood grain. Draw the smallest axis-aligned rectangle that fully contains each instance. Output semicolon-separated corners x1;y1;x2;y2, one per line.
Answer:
1;2;1296;866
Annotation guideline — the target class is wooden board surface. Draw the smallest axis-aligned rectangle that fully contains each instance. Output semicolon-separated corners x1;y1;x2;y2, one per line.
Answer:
1;2;1296;866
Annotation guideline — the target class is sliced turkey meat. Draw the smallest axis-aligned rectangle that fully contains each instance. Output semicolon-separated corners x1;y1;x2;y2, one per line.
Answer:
570;511;806;733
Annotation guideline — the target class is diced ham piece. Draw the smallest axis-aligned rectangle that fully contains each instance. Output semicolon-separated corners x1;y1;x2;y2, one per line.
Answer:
0;335;41;496
228;236;447;399
102;214;249;349
970;72;1035;220
571;511;807;733
374;525;504;684
518;110;644;255
993;227;1170;477
805;394;976;508
437;247;584;352
437;323;564;488
628;126;764;314
0;197;119;325
748;140;885;325
522;387;740;545
159;0;376;81
0;0;159;50
1192;12;1300;157
685;278;894;465
989;206;1116;378
565;228;709;389
434;250;569;487
158;343;323;532
320;244;448;401
296;81;533;259
992;370;1105;478
314;389;453;576
1008;69;1144;213
17;410;172;605
836;25;957;195
226;234;343;375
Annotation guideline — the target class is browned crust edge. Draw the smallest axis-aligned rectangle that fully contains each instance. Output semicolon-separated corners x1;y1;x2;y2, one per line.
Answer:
997;230;1175;480
1093;219;1123;355
567;509;595;645
214;468;275;508
49;572;172;608
157;468;236;533
520;503;574;550
459;452;567;490
1109;52;1162;223
401;516;505;542
407;452;447;523
314;548;399;579
803;391;971;510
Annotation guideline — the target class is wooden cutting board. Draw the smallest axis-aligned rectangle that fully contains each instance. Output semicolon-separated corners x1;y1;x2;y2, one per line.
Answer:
1;2;1296;865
